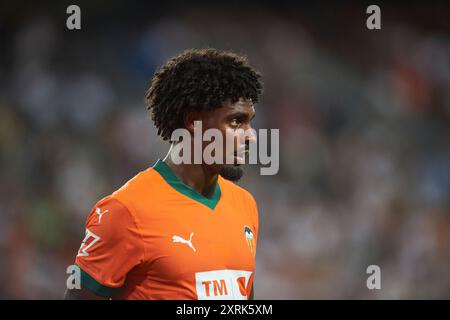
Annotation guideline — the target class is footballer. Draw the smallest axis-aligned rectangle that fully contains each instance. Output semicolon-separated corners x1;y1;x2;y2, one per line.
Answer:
65;48;263;300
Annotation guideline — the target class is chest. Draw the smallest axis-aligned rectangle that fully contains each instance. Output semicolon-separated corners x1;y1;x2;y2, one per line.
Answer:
138;200;256;280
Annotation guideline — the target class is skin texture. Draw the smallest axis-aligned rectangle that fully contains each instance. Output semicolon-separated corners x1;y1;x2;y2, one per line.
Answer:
65;98;257;300
166;98;256;197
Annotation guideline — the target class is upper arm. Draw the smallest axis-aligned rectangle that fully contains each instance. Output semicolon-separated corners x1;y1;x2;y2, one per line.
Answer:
69;196;145;298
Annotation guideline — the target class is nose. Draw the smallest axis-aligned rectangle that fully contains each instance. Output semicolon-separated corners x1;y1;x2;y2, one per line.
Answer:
245;126;257;145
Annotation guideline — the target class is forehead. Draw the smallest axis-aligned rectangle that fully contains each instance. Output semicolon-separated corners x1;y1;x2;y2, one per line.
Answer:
220;98;255;115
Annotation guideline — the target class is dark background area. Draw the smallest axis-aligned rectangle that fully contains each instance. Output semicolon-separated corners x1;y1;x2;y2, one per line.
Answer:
0;1;449;298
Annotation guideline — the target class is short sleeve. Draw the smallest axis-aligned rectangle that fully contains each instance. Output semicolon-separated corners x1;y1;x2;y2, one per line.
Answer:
75;196;145;297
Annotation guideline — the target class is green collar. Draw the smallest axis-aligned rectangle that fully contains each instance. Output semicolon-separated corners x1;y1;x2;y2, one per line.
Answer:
152;159;221;210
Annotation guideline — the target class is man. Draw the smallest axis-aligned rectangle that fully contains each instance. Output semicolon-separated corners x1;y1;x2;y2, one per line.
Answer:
65;48;263;299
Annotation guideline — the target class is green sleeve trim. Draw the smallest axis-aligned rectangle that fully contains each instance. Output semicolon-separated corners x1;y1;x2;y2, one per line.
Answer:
78;265;122;298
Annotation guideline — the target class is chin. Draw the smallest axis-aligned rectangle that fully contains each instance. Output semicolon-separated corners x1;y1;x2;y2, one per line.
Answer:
219;164;245;182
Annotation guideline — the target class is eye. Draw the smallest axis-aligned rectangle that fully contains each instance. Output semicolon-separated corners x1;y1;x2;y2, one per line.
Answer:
230;118;242;127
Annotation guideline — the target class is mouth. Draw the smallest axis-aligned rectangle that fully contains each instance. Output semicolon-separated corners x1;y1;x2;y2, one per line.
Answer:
233;149;249;163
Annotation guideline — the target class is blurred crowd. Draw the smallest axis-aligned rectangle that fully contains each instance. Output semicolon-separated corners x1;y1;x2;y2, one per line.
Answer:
1;2;449;299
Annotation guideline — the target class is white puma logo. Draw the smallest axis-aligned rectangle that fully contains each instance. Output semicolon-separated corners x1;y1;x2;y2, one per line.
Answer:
172;232;196;252
95;207;109;224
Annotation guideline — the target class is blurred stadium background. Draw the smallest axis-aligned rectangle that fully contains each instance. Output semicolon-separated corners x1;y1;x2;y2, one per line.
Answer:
1;0;450;299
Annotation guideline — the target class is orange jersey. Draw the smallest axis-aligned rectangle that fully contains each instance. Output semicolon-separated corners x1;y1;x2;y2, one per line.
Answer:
74;159;258;299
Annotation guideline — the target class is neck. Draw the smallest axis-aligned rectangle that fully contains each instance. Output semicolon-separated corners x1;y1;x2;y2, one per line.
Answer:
163;146;218;198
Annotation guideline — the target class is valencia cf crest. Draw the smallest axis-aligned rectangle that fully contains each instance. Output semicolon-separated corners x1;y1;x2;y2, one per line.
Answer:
244;226;256;257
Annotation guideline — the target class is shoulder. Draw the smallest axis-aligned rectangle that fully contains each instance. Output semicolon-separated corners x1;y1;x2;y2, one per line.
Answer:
82;195;141;250
219;177;259;234
86;166;166;225
110;166;162;207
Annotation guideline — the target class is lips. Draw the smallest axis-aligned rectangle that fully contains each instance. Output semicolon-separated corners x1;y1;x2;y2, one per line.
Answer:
234;149;249;158
235;146;249;156
233;149;249;166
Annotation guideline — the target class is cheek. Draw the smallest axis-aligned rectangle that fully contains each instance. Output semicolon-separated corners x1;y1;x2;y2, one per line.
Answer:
224;131;248;154
222;128;239;144
233;130;248;146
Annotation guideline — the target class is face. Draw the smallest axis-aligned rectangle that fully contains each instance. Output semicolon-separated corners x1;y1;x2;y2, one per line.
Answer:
194;98;257;181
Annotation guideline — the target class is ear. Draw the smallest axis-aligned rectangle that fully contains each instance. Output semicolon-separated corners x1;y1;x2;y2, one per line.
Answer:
184;111;202;135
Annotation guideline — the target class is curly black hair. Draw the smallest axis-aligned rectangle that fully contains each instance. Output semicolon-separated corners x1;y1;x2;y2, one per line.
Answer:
145;48;263;141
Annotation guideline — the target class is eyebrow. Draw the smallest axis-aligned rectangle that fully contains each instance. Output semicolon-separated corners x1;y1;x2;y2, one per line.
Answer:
228;111;256;121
